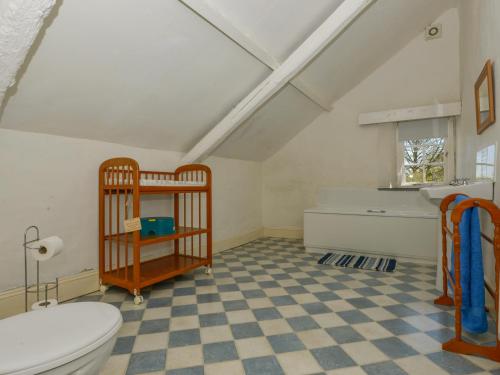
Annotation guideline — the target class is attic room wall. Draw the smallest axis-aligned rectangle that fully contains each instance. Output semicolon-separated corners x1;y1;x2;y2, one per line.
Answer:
0;129;262;292
455;0;500;188
455;0;500;289
262;8;460;233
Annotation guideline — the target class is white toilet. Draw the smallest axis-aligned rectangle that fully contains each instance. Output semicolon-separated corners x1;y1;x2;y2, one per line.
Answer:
0;302;122;375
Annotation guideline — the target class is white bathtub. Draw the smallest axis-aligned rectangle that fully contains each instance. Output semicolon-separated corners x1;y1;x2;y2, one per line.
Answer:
304;188;438;262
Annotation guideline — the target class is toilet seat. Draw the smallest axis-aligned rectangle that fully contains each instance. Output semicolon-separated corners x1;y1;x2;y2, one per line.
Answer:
0;302;122;375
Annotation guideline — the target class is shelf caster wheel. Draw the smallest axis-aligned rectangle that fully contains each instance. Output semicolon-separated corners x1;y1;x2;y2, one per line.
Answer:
99;284;109;293
134;295;144;305
205;266;212;275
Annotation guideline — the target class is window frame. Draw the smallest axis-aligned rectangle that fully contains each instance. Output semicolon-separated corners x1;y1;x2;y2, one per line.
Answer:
396;117;455;186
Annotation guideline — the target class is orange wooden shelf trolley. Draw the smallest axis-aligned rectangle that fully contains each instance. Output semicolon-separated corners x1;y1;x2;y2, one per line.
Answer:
435;193;500;361
98;157;212;304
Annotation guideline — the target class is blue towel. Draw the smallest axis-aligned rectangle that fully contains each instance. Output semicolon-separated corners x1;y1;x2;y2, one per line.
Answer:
450;195;488;334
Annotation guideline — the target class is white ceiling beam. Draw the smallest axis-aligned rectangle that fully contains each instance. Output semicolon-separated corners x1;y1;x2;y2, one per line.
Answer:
178;0;333;111
0;0;56;106
358;102;462;125
178;0;280;69
182;0;375;164
290;78;332;110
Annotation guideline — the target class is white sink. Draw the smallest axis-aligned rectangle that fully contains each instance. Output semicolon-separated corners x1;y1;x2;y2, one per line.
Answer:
420;180;494;202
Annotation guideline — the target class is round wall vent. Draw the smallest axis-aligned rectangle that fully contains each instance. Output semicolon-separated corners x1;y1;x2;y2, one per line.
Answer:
425;24;442;40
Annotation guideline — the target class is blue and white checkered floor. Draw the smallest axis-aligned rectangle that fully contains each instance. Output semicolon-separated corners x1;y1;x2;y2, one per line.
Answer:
82;237;500;375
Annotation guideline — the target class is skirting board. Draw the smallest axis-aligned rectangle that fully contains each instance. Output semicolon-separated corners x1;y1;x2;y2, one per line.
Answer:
214;228;264;253
0;229;264;318
0;269;99;319
263;227;303;239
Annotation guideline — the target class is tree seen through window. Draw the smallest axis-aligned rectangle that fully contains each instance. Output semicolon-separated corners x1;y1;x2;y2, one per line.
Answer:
403;137;445;184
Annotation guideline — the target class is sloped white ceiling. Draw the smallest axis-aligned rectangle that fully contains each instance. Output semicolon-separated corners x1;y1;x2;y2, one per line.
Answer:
0;0;270;151
0;0;457;161
212;0;457;160
296;0;457;105
204;0;344;62
214;84;322;161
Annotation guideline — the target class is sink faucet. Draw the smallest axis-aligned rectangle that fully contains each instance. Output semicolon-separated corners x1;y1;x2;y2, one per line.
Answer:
450;178;471;186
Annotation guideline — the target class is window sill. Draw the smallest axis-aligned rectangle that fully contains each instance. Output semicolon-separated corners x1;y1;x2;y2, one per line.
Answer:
377;187;421;191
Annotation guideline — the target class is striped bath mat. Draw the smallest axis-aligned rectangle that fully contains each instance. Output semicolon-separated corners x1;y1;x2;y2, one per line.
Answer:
318;252;397;272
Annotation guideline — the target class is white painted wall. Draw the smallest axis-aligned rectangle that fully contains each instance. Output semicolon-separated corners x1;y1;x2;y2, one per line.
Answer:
455;0;500;288
0;129;262;291
456;0;500;182
263;8;460;231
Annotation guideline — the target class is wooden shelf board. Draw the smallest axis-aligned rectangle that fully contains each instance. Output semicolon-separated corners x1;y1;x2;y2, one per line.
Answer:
139;254;209;288
104;226;209;246
102;254;209;290
141;227;208;245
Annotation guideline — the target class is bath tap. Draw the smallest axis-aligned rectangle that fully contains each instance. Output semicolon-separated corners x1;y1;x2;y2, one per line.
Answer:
450;178;471;186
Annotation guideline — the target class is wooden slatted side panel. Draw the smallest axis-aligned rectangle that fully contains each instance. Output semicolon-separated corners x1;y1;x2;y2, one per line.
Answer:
102;165;133;277
99;158;139;290
140;170;176;183
175;165;211;263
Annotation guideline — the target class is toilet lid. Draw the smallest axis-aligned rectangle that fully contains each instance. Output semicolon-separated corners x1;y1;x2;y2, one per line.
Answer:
0;302;122;375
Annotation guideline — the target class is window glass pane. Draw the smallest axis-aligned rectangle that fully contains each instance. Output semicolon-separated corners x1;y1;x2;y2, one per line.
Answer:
488;145;496;164
487;166;495;178
423;139;445;163
476;165;495;180
403;142;424;165
401;136;447;185
404;166;424;184
403;138;445;166
426;165;445;182
475;144;496;180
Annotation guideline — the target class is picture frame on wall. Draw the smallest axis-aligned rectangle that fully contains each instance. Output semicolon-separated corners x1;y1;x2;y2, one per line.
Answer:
474;59;495;134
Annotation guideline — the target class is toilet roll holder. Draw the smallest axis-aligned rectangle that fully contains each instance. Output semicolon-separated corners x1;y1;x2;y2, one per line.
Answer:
23;225;59;312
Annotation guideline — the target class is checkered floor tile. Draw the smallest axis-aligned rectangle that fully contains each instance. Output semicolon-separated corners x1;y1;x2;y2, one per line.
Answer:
85;238;500;375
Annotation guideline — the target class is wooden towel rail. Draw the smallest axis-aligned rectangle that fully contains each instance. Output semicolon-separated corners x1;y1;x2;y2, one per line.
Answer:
435;193;500;361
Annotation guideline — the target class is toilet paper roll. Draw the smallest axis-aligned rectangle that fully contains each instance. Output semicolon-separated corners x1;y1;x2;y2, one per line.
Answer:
31;299;58;310
30;236;63;262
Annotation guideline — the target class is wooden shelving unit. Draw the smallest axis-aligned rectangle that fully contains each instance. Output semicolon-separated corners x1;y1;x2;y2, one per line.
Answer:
99;157;212;304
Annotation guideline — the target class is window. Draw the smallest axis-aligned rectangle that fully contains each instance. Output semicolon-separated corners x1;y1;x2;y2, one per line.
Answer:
476;144;496;180
397;118;454;186
402;137;446;184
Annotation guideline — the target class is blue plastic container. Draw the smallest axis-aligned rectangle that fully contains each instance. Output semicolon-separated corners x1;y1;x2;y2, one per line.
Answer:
140;217;175;237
